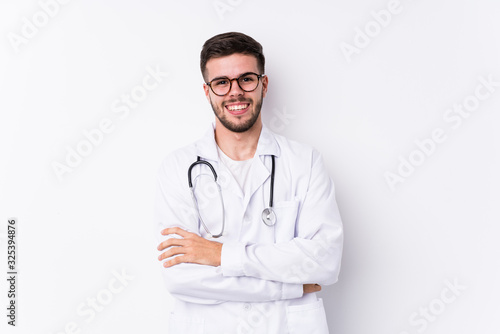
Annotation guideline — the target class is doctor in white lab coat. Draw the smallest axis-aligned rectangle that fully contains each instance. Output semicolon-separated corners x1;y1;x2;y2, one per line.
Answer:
155;32;343;334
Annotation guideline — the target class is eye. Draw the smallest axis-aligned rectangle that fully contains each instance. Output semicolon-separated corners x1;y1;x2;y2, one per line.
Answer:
213;79;228;86
241;75;255;82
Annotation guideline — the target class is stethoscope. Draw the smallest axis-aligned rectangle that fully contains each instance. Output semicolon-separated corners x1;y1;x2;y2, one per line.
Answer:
188;155;276;238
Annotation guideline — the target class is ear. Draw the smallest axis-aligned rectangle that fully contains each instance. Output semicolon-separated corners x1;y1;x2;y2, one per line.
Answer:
261;75;269;98
203;83;211;102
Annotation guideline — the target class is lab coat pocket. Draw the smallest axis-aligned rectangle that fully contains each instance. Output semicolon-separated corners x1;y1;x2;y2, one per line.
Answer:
273;199;300;242
286;298;329;334
168;312;205;334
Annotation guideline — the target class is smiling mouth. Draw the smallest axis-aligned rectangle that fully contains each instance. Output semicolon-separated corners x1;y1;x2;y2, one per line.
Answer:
225;103;250;115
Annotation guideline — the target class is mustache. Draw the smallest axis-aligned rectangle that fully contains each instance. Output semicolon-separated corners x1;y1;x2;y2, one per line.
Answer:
223;97;252;106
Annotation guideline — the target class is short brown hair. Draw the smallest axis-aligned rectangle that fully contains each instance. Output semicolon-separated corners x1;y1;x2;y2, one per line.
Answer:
200;32;265;81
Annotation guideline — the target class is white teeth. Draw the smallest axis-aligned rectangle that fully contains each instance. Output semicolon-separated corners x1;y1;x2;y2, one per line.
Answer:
227;104;249;111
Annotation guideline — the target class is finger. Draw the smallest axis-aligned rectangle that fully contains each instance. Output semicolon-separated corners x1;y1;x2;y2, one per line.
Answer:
158;246;187;261
157;238;187;251
163;254;191;268
161;227;193;238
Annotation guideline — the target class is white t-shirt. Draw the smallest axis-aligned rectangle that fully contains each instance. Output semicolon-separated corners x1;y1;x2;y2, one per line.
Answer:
216;145;254;193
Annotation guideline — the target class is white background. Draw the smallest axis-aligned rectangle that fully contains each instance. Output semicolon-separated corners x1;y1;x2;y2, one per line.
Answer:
1;0;499;333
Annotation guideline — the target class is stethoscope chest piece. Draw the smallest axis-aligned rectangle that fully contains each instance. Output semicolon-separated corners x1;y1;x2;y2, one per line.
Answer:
262;208;277;226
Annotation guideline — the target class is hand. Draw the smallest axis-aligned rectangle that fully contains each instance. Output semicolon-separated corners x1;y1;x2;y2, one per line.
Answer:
157;227;222;268
303;284;321;294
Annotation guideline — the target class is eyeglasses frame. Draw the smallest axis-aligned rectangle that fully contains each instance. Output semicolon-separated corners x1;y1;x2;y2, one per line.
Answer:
205;72;266;96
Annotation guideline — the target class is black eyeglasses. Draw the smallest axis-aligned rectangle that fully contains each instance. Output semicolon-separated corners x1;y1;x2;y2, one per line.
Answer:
205;72;265;96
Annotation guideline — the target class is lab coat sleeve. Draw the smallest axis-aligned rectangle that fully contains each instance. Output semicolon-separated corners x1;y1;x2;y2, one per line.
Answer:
220;149;344;285
155;154;303;304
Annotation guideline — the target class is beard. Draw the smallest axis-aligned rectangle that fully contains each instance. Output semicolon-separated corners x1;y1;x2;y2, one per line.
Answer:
209;91;263;133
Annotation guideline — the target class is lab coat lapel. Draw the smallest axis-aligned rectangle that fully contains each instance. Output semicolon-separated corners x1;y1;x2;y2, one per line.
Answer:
194;123;281;205
243;125;281;208
195;123;244;200
219;160;244;200
194;123;219;163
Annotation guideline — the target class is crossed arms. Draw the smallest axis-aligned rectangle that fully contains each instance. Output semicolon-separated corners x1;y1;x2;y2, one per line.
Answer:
155;150;343;304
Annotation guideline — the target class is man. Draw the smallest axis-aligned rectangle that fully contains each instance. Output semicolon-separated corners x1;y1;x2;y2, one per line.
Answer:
155;32;343;333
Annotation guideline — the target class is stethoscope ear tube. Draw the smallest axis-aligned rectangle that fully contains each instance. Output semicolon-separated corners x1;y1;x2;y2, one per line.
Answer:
269;155;275;208
188;159;218;188
188;158;224;238
261;155;277;226
188;154;276;236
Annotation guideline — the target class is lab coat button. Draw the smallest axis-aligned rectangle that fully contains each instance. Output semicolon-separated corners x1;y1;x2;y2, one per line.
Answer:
243;303;252;311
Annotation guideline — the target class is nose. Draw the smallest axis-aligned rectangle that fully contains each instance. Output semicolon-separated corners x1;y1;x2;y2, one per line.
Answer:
228;78;244;97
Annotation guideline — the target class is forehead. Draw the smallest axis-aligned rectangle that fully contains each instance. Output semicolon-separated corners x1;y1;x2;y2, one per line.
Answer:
205;53;259;80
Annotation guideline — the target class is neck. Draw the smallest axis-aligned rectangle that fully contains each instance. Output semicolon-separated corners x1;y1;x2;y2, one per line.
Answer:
214;117;262;161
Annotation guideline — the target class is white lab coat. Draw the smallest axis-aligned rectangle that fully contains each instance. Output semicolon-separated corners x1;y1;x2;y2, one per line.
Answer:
155;123;343;334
